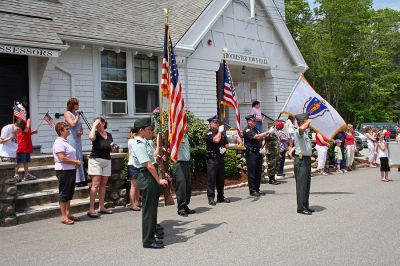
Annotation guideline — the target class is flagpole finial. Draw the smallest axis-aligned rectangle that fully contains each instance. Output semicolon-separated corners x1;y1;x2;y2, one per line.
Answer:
222;48;228;53
163;8;170;16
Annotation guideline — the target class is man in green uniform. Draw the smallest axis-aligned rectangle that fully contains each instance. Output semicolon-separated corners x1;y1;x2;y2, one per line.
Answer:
293;113;313;215
171;126;195;217
131;117;168;248
265;123;282;185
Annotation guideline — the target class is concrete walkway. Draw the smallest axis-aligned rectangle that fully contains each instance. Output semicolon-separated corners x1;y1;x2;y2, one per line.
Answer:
1;166;399;266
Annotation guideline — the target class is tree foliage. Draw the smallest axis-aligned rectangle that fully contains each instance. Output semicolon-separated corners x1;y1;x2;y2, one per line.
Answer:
285;0;400;125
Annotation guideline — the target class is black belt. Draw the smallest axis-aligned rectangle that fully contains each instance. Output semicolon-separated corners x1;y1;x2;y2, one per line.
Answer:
177;160;189;163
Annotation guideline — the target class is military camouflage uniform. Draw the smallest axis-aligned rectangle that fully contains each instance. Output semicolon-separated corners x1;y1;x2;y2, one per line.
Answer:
265;130;280;182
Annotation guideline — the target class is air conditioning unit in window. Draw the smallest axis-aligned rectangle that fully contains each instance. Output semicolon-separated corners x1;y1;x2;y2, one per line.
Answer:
103;100;128;115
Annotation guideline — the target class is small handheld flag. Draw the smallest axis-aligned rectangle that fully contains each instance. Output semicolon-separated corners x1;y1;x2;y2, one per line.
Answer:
13;102;26;121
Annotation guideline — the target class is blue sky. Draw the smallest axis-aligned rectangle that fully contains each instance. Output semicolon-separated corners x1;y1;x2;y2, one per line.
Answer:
308;0;400;11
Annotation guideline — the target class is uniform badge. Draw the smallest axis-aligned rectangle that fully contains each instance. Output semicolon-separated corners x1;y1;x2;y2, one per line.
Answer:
245;129;250;132
207;132;212;135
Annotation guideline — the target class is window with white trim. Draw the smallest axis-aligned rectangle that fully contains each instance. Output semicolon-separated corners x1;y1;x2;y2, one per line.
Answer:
134;54;159;113
101;50;127;114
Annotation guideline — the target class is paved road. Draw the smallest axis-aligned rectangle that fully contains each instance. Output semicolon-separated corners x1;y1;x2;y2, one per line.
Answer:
1;167;400;266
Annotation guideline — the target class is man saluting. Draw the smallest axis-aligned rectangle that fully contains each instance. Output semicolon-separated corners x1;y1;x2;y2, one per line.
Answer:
243;114;273;197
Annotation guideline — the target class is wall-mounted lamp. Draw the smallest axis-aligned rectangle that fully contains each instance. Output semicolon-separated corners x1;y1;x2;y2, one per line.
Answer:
114;48;121;54
133;51;139;56
98;47;105;52
147;52;153;57
241;66;246;75
80;44;86;50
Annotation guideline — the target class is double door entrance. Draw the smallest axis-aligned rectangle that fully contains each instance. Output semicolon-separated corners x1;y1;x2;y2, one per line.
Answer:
0;54;29;127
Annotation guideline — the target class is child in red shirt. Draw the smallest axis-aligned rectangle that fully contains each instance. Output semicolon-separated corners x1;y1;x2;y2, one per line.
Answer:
15;119;38;182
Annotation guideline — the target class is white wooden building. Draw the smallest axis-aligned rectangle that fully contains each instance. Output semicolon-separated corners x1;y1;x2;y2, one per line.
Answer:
0;0;307;153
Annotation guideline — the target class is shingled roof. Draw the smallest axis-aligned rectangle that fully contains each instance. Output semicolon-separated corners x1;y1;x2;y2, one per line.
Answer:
0;0;213;50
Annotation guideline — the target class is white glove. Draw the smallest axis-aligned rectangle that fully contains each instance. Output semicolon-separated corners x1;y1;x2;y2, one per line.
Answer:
218;125;224;133
268;127;274;134
219;147;226;154
259;148;266;155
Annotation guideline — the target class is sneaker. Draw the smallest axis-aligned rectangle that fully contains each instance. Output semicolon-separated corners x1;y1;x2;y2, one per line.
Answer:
24;174;37;180
342;169;348;173
14;175;22;183
336;170;343;174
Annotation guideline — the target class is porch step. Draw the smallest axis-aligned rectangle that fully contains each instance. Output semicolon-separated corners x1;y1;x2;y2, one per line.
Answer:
16;176;58;194
0;164;55;179
15;186;89;209
15;198;99;224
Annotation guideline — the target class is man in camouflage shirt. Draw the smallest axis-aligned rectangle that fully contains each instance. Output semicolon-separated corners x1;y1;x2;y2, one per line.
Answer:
265;122;281;185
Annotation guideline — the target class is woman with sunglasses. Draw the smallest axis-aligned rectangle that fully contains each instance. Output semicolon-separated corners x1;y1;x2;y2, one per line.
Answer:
52;122;82;225
87;117;117;218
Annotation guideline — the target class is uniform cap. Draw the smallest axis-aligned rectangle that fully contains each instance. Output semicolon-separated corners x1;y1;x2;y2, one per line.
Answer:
207;115;220;123
134;117;152;129
245;114;256;121
295;113;309;122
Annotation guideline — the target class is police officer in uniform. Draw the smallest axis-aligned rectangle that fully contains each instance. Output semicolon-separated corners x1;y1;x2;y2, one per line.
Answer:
243;114;273;197
204;115;230;205
265;122;282;185
171;126;195;217
293;113;313;215
131;117;168;248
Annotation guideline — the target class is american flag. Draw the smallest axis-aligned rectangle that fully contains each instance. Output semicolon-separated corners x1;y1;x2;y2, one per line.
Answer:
43;112;54;129
160;24;170;98
165;24;187;162
221;59;242;137
13;102;26;121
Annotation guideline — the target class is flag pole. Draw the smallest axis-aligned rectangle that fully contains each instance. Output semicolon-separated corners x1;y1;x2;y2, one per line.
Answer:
35;111;47;131
220;48;228;121
160;8;170;127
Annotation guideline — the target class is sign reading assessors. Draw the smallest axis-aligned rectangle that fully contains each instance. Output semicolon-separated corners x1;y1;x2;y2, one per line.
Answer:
0;45;59;57
225;52;268;66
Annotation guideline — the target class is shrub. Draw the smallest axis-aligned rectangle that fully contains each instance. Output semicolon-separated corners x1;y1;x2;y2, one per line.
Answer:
152;110;208;148
224;149;238;177
121;153;129;179
186;112;209;147
190;147;207;173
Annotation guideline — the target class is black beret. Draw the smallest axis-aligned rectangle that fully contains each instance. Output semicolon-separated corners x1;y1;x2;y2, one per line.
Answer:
245;114;256;121
207;115;220;123
295;113;309;122
134;117;152;129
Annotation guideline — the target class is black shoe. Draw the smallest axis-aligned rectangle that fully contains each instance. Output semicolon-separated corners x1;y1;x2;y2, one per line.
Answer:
306;208;315;213
269;180;281;185
143;242;164;249
297;210;312;215
257;191;266;196
184;206;196;214
217;198;230;203
177;209;188;217
250;192;261;197
208;200;216;206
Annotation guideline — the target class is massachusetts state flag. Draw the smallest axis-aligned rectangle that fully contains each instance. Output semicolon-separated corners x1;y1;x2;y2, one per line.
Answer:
221;59;242;137
281;76;346;139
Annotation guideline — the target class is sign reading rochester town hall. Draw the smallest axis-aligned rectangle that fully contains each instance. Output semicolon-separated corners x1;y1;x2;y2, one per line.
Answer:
0;0;307;153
